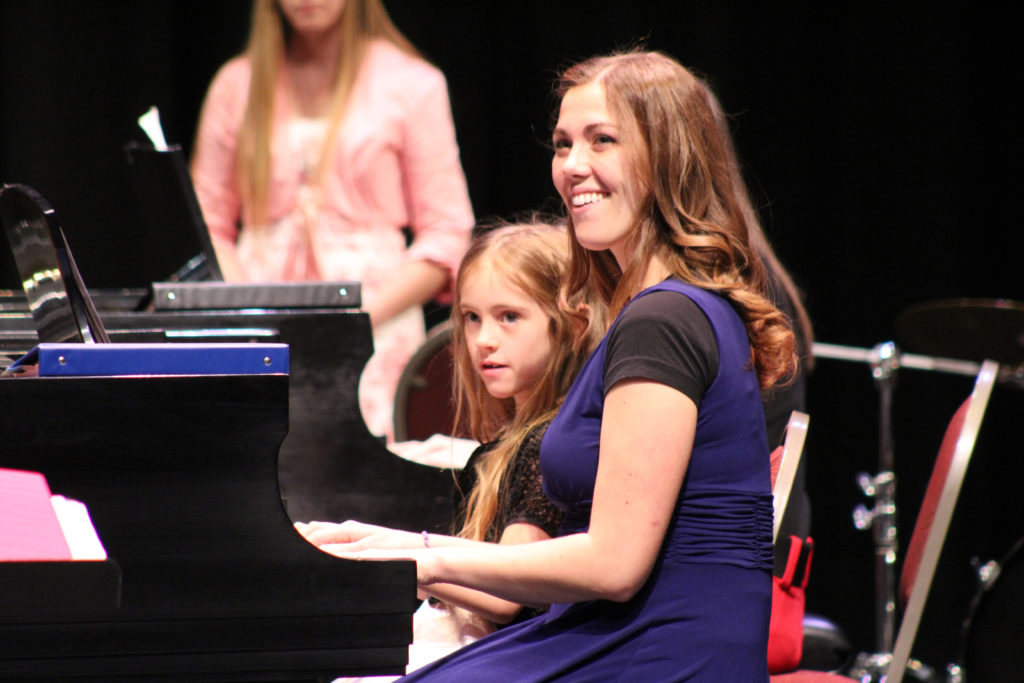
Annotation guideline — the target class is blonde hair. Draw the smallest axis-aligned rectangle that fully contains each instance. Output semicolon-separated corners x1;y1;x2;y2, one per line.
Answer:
452;220;603;542
556;50;796;389
238;0;418;226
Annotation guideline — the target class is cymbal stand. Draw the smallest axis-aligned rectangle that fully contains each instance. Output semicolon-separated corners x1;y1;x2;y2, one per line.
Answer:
864;343;900;650
855;342;900;680
815;341;899;653
812;341;981;681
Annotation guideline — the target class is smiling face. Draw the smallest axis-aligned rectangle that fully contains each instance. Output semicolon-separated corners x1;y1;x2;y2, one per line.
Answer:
552;81;645;267
458;260;554;410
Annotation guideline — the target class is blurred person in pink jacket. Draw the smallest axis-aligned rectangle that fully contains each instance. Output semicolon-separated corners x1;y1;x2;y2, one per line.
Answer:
191;0;474;442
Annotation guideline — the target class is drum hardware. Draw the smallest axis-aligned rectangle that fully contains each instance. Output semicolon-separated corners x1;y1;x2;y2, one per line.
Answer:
968;556;1001;590
863;341;900;655
819;297;1021;682
894;298;1024;368
896;298;1022;683
811;340;983;683
953;537;1024;682
845;652;938;682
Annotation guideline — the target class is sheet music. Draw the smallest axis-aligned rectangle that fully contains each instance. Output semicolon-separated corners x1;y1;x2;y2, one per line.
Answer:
138;105;169;151
0;468;71;560
389;434;479;470
50;495;107;560
1;467;106;562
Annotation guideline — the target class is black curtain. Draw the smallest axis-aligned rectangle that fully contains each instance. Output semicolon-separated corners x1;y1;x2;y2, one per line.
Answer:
2;0;1022;670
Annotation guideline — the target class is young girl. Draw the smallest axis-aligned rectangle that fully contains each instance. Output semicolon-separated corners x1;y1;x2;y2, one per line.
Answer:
191;0;474;441
322;50;797;681
299;220;604;667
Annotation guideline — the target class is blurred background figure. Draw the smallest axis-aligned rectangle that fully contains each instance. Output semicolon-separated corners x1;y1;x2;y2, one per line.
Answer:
191;0;475;441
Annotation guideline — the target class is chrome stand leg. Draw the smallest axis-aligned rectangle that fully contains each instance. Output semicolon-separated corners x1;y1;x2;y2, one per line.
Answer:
847;652;937;682
849;343;901;679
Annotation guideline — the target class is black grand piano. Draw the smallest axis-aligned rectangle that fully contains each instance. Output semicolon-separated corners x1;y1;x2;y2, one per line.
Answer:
0;180;458;679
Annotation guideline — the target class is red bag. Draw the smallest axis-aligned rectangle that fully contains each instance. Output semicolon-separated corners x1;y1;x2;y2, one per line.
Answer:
768;535;814;673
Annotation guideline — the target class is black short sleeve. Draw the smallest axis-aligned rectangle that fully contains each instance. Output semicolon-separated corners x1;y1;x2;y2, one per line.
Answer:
604;289;719;405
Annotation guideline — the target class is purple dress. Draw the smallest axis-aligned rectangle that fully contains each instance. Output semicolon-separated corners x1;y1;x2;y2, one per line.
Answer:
402;279;773;681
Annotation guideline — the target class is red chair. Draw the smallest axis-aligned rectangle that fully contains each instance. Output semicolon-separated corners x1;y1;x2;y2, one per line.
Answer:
769;412;838;677
772;360;999;683
392;321;467;443
771;411;809;543
884;360;999;683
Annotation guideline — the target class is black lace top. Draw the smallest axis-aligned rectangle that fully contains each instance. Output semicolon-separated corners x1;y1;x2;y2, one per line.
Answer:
452;421;565;540
453;422;563;542
449;423;563;626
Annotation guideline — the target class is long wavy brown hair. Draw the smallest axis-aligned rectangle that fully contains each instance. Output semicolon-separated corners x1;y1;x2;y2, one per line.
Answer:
556;50;796;389
238;0;418;226
704;88;815;368
452;220;604;542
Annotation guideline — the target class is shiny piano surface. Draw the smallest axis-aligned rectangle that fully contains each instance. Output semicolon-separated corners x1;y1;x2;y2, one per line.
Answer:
0;184;458;679
0;354;418;680
0;296;460;531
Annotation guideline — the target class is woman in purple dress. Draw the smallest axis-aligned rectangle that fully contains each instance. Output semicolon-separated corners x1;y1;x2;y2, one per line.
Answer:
326;50;797;681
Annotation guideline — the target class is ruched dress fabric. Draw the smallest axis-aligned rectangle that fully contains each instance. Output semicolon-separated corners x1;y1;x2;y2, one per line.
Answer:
401;279;774;682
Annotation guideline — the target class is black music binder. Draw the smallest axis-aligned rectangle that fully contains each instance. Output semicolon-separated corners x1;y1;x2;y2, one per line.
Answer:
123;142;223;283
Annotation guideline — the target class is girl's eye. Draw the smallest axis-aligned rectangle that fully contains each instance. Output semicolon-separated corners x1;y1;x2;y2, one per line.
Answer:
593;133;616;145
501;311;521;324
552;137;571;153
463;311;480;324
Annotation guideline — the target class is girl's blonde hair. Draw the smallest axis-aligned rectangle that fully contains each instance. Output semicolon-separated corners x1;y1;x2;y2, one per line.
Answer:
452;219;603;542
238;0;418;226
556;50;796;389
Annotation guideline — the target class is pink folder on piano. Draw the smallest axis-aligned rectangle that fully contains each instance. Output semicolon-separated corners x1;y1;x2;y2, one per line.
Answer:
0;468;73;561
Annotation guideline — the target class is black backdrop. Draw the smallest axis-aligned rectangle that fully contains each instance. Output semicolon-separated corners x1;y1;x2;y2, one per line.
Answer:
2;1;1022;671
